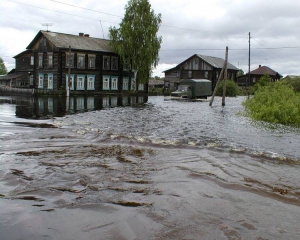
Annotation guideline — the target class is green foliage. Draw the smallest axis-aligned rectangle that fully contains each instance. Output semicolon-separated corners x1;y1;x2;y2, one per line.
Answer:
0;57;8;75
281;76;300;92
250;73;273;94
109;0;162;86
243;81;300;127
216;79;239;97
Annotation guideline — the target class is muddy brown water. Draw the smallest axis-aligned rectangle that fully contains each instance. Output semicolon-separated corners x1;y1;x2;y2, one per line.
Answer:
0;95;299;240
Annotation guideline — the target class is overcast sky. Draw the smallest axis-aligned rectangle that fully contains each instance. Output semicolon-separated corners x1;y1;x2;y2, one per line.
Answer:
1;0;299;77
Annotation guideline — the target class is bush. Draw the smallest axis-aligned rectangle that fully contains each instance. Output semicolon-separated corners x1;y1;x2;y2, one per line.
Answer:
281;76;300;92
216;79;239;97
243;81;300;127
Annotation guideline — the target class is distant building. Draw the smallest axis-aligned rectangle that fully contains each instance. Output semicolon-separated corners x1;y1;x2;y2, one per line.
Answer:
5;30;147;94
163;54;239;91
237;65;283;86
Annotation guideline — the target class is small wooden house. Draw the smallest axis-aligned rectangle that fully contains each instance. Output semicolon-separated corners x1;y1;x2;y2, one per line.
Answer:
163;54;239;91
9;30;143;94
237;65;283;86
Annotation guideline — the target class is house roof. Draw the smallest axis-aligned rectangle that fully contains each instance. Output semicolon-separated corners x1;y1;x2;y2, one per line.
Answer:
249;65;282;77
27;31;112;52
163;54;239;72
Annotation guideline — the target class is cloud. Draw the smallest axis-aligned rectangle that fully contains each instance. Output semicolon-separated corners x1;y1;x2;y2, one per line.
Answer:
1;0;299;76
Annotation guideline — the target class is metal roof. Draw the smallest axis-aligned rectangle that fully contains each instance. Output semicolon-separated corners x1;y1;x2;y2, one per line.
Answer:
197;55;239;70
27;31;112;52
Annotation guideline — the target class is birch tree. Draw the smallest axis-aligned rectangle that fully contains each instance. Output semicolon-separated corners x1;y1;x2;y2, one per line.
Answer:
109;0;162;91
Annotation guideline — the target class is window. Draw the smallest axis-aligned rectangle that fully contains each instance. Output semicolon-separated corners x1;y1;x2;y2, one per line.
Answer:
138;84;144;91
38;73;44;88
38;53;43;68
48;74;53;89
66;53;74;68
188;71;192;78
30;75;34;85
66;74;75;90
88;55;95;69
111;77;118;90
123;60;131;71
195;60;198;64
103;56;110;70
77;54;85;69
111;57;118;70
48;53;53;68
131;77;135;90
43;37;47;47
103;75;110;90
87;75;95;90
77;75;85;90
30;56;34;65
123;77;129;90
205;71;208;78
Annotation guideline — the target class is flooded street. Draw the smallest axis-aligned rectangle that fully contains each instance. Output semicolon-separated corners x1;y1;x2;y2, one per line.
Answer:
0;95;299;240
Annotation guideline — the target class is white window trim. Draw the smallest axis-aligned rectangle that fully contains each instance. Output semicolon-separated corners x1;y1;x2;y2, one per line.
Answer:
87;75;95;90
66;74;75;90
123;77;129;90
76;74;85;90
30;56;34;65
47;73;53;89
38;73;44;89
103;75;110;90
111;76;118;90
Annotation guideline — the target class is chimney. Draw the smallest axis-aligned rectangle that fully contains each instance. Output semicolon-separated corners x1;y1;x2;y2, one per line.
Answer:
79;32;84;37
84;34;90;37
259;65;261;68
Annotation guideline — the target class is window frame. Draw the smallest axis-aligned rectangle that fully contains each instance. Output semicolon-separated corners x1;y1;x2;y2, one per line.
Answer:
30;75;34;85
111;57;118;70
123;77;129;90
111;76;118;90
88;54;96;69
30;56;34;65
87;75;95;90
66;74;75;90
103;56;110;70
103;75;110;90
123;59;131;71
47;73;53;89
77;54;85;69
48;53;53;68
66;52;74;68
38;53;43;68
76;74;85;90
38;73;44;89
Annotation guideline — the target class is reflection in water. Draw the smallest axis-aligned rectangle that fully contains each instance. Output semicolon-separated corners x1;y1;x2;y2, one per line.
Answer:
2;95;148;119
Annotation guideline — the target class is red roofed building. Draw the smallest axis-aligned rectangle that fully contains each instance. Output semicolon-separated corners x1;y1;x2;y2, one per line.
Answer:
237;65;282;86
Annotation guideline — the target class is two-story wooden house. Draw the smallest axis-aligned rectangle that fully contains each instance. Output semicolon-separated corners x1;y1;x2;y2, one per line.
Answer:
163;54;239;91
11;30;142;94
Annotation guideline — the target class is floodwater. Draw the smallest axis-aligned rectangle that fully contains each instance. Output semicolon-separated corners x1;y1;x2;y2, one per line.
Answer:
0;95;299;240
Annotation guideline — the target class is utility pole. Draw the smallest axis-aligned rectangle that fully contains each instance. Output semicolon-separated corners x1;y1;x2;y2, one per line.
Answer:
222;48;228;107
209;46;228;107
248;32;251;87
67;45;71;97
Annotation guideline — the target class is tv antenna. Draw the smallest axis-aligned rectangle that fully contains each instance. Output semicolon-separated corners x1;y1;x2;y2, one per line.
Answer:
41;23;53;31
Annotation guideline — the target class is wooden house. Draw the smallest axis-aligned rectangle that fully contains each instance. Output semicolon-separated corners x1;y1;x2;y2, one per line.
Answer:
237;65;283;86
10;30;142;94
163;54;239;91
